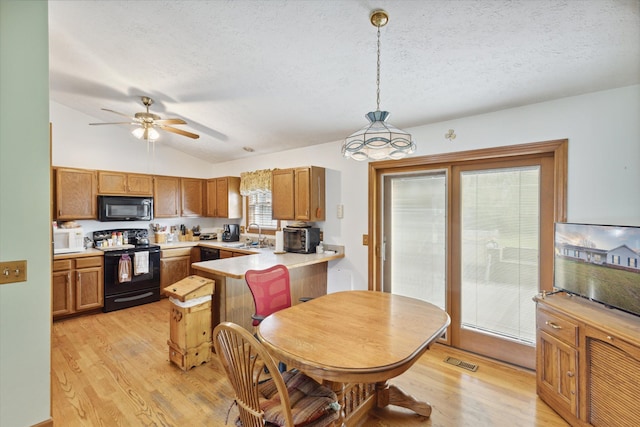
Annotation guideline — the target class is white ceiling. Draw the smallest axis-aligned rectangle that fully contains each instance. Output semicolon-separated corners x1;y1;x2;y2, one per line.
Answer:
49;0;640;163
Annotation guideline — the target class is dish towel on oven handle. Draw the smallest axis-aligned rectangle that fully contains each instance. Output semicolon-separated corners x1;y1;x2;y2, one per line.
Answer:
118;254;132;283
134;251;149;275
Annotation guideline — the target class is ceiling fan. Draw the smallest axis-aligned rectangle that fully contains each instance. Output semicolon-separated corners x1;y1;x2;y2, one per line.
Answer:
89;96;200;140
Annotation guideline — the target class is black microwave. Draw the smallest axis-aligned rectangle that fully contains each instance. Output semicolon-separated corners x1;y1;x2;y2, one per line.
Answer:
98;195;153;222
283;226;320;254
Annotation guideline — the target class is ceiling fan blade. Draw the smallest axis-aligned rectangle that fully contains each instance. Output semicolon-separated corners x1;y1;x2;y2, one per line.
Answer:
154;118;187;125
158;125;200;139
101;108;136;120
89;121;138;126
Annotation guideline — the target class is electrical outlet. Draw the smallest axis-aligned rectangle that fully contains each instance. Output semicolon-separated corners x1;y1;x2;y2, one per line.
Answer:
362;234;369;246
0;260;27;285
240;226;245;233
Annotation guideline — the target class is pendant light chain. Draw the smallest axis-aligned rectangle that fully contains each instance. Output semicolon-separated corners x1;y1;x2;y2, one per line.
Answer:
376;24;381;112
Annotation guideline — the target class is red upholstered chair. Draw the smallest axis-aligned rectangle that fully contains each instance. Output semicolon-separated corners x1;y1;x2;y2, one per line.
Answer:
213;322;340;427
245;264;293;327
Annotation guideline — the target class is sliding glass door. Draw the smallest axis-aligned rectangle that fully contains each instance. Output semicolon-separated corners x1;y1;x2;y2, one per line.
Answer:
382;171;447;311
375;142;565;368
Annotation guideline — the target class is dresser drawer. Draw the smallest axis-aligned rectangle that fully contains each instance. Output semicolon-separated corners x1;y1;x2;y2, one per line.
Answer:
537;308;578;347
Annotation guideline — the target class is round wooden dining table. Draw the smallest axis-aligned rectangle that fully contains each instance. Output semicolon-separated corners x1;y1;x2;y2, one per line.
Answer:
257;290;451;426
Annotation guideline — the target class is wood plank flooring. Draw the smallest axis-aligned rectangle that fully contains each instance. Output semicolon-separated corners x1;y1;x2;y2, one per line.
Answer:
51;298;569;426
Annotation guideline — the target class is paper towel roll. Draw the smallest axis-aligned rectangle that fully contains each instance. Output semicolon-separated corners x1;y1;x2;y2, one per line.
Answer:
275;231;284;252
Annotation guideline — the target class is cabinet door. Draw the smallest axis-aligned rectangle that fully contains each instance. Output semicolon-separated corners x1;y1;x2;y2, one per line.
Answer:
75;267;104;311
215;178;229;217
55;168;97;220
181;178;204;217
154;176;180;217
294;167;311;221
98;171;127;194
126;173;153;195
160;256;191;289
537;330;578;417
272;169;295;220
205;179;218;217
219;250;234;259
52;270;73;317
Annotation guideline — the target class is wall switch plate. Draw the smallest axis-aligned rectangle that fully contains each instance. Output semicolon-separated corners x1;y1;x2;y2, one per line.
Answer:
0;260;27;285
337;204;344;219
362;234;369;246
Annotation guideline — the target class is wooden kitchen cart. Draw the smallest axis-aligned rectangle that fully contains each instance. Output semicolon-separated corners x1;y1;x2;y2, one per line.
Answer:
164;275;215;371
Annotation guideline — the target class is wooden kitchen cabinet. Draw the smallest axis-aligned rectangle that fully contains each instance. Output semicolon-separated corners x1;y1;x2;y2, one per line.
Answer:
206;176;242;218
536;307;579;419
153;175;181;218
180;178;205;217
160;247;193;291
272;166;325;221
54;167;98;220
534;293;640;426
97;170;153;195
52;255;104;319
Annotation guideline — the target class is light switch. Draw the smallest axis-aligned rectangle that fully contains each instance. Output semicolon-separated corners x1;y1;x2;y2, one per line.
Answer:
0;260;27;285
337;204;344;219
362;234;369;246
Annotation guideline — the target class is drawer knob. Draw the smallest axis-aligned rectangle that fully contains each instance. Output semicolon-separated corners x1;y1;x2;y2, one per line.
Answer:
567;371;574;378
545;321;562;329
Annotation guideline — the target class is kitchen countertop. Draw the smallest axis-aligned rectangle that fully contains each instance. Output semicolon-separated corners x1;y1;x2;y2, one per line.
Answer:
54;242;345;278
191;245;345;279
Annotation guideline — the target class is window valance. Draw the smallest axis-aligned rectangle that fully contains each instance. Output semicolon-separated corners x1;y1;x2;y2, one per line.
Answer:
240;169;273;196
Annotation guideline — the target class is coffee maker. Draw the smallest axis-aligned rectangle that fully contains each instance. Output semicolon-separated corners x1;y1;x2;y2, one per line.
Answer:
222;224;240;242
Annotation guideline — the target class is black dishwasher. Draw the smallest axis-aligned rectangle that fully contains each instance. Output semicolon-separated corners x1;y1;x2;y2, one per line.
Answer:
200;247;220;261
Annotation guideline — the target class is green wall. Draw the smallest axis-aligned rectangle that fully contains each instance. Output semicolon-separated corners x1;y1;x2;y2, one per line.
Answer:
0;1;51;426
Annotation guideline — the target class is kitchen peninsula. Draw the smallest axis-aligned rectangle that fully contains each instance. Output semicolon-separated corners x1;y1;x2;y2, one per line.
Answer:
189;243;344;330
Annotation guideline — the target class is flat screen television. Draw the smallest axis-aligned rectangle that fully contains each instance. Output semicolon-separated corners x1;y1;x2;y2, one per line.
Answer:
554;222;640;317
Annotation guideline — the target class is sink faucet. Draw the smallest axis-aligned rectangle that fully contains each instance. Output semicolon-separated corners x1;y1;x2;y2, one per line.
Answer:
247;223;262;247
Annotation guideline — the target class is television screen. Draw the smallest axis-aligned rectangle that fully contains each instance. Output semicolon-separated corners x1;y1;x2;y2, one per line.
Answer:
554;222;640;317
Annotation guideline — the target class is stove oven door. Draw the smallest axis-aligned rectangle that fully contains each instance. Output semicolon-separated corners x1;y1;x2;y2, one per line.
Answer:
103;247;161;312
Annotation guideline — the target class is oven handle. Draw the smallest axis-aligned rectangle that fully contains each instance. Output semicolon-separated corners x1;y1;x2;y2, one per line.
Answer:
114;292;154;303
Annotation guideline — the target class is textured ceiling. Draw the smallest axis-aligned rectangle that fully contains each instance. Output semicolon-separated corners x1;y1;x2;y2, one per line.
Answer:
49;0;640;163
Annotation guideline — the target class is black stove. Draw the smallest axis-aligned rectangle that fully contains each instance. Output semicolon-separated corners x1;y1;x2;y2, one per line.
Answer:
94;229;161;312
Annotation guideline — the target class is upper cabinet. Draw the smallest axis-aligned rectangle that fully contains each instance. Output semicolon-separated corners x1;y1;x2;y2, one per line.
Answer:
153;175;181;218
206;177;242;218
180;178;205;217
272;166;325;221
97;171;153;195
54;167;97;220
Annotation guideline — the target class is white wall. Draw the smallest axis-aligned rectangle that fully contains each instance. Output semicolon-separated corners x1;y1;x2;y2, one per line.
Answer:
52;85;640;293
0;2;51;426
199;84;640;291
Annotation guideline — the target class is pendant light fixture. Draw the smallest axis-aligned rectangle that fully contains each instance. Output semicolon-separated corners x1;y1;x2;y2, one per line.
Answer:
342;9;416;161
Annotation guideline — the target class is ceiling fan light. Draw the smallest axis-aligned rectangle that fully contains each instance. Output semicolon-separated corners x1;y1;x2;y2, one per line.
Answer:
132;127;145;139
147;128;160;141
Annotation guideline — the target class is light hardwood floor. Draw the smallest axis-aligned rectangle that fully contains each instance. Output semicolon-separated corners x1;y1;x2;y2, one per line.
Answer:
51;298;569;426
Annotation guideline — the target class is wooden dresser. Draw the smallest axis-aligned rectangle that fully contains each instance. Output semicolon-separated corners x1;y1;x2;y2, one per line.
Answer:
534;292;640;427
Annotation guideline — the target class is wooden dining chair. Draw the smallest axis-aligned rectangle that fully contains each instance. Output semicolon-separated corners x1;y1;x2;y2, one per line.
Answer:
213;322;340;427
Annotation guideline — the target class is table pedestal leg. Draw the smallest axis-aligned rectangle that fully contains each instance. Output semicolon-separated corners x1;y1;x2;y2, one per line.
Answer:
375;381;432;417
325;380;346;426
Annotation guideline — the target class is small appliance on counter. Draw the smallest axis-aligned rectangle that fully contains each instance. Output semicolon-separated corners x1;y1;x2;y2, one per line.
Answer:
222;224;240;242
283;226;320;254
53;227;85;254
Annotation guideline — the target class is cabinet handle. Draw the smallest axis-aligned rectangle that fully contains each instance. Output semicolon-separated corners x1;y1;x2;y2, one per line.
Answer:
77;272;81;284
607;335;614;341
545;321;562;329
567;371;574;377
67;273;71;283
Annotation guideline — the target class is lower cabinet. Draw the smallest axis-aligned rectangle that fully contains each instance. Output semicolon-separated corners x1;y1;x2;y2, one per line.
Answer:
160;247;195;292
52;256;104;319
535;293;640;426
